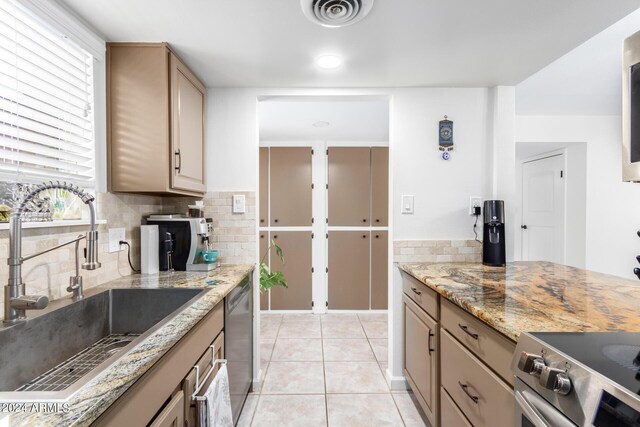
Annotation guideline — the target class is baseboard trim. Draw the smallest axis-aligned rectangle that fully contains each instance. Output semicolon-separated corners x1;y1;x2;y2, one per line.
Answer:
385;368;409;391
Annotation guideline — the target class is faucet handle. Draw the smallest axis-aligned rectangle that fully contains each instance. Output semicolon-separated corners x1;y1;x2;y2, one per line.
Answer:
10;295;48;310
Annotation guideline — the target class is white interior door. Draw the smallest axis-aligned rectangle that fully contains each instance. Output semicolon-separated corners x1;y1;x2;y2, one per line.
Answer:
521;154;565;263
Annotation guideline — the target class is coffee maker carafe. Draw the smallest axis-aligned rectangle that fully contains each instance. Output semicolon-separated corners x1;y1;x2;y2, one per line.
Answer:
482;200;506;267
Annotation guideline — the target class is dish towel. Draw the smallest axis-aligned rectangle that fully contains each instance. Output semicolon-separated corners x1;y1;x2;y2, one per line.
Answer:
196;364;233;427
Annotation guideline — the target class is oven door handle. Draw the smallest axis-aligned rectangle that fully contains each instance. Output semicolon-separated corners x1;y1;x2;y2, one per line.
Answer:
515;391;551;427
515;390;575;427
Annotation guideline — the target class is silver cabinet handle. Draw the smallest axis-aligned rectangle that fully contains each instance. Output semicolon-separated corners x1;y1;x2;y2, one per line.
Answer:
458;381;479;404
410;287;421;295
174;149;181;172
458;323;479;340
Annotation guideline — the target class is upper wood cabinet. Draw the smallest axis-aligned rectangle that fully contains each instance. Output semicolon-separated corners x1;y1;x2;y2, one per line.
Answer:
259;148;269;226
371;147;389;226
107;43;206;196
269;147;312;226
328;147;371;226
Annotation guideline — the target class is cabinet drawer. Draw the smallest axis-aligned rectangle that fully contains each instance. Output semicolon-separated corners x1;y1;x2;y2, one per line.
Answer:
402;272;438;320
441;330;514;427
441;299;515;385
183;332;225;427
149;390;185;427
441;387;472;427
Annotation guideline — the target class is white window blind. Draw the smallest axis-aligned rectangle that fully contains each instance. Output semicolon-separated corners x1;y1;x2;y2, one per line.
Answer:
0;1;95;186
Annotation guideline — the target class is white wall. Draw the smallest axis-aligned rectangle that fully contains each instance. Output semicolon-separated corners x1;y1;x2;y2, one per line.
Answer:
516;115;640;279
208;87;491;238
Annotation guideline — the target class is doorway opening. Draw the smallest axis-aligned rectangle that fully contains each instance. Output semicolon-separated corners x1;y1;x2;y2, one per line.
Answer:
257;96;390;313
515;142;587;267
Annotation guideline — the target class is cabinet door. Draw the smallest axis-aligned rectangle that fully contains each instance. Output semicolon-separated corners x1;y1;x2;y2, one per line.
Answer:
170;53;206;193
328;231;370;310
371;231;388;309
259;147;269;226
404;296;436;420
328;147;371;226
259;232;269;311
149;390;184;427
270;231;312;310
371;147;389;226
270;147;312;226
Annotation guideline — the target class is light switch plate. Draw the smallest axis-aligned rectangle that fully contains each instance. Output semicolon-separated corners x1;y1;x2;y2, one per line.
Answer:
469;197;482;216
232;195;246;213
108;228;125;253
401;195;414;214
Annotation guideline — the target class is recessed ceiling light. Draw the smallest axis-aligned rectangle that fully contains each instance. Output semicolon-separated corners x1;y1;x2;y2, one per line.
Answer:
316;55;342;70
313;121;330;128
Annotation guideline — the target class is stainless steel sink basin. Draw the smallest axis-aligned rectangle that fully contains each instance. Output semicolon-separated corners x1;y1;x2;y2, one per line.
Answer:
0;287;206;401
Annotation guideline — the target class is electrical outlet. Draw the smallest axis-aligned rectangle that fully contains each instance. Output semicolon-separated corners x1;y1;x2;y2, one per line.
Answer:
469;197;482;216
108;228;125;253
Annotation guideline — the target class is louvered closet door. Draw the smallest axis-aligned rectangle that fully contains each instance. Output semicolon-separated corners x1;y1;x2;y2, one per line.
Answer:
328;147;371;226
371;231;388;309
270;232;313;310
269;147;312;226
259;231;269;310
259;147;269;226
328;231;370;310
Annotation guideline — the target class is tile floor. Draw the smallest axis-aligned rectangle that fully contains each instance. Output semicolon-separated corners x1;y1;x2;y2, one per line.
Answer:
237;312;432;427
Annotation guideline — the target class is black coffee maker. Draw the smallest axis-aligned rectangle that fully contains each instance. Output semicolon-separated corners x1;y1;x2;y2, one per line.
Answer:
482;200;506;267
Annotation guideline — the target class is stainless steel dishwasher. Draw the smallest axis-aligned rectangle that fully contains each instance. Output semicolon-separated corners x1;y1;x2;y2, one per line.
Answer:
225;275;253;425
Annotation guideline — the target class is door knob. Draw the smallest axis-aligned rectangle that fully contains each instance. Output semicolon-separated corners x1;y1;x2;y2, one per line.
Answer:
521;225;528;230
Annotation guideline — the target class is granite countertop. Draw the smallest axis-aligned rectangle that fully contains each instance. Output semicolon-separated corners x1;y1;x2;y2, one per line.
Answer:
398;261;640;342
5;264;254;427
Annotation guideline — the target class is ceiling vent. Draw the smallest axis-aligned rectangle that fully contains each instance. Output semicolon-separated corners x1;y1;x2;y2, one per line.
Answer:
301;0;374;28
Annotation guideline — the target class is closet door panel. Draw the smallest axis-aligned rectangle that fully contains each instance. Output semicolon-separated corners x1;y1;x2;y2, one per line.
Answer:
270;231;313;310
259;232;269;310
328;147;371;226
328;231;370;310
259;147;269;226
270;147;312;226
371;147;389;226
371;231;388;309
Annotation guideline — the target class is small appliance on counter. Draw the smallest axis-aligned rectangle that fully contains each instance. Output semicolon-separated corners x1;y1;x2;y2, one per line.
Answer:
146;215;218;272
514;332;640;426
482;200;506;267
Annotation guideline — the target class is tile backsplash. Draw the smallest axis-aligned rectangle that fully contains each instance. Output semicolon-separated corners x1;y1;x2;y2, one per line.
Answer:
168;191;256;265
0;190;257;321
393;240;482;263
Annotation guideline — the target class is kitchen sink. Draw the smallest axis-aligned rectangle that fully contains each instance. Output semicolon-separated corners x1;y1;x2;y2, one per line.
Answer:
0;287;206;401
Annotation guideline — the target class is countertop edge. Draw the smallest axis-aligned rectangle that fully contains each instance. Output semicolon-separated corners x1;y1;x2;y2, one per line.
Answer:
398;263;519;342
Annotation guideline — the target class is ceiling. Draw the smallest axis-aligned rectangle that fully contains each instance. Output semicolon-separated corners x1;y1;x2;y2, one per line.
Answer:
60;0;640;88
517;8;640;115
259;99;389;141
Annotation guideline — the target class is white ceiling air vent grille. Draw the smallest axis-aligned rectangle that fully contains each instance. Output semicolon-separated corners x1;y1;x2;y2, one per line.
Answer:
301;0;375;28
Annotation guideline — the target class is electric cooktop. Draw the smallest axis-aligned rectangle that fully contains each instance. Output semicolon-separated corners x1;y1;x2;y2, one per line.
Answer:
532;332;640;396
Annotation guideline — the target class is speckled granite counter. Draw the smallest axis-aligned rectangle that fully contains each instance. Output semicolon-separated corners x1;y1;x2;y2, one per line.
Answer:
3;264;254;427
399;261;640;342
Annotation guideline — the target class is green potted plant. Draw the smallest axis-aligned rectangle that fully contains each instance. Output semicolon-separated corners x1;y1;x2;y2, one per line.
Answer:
260;239;288;292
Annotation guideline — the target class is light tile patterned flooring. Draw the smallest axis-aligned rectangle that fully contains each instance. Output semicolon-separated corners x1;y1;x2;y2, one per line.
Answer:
237;313;431;427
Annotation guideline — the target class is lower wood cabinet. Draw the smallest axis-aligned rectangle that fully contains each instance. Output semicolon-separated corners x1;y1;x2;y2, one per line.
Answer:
149;390;185;427
403;295;438;426
440;330;514;427
402;271;515;427
269;231;313;310
441;387;472;427
94;298;225;427
328;231;370;309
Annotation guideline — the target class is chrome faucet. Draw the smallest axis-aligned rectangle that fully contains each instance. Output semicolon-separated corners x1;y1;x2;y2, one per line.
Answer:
4;182;101;325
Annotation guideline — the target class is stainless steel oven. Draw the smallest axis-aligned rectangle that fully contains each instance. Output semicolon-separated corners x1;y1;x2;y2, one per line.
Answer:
513;332;640;427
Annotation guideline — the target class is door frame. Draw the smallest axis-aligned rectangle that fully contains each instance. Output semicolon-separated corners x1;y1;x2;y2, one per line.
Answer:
516;148;567;263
